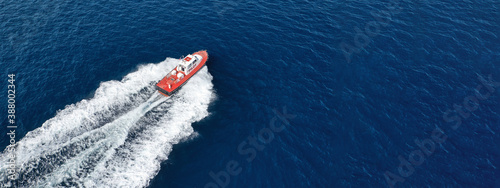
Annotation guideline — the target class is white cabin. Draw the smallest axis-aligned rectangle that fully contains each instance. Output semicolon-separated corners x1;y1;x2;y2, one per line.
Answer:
177;54;202;75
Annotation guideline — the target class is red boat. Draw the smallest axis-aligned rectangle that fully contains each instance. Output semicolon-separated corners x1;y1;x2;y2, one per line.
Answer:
155;50;208;96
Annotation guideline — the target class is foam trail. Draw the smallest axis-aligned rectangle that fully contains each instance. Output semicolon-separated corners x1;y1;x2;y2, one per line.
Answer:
0;58;214;188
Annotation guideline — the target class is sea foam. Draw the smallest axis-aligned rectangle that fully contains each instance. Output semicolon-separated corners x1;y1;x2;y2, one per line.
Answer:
0;57;214;187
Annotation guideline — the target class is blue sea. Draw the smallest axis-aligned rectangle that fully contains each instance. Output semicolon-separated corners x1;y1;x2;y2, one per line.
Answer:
1;0;499;187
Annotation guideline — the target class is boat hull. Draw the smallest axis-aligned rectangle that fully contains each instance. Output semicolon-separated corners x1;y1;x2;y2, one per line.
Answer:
155;51;208;96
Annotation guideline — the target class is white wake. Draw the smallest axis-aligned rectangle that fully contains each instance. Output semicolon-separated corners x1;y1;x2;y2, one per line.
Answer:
0;57;214;187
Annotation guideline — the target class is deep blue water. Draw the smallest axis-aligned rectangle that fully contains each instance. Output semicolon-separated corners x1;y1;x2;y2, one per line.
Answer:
1;0;499;187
